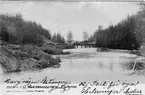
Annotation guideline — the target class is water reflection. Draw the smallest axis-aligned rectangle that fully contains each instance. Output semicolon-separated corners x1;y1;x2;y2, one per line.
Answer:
2;48;145;81
61;48;139;74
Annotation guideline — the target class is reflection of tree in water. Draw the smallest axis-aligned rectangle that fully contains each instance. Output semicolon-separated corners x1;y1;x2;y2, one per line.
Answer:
119;59;133;71
109;63;113;71
96;60;114;71
98;62;103;68
126;61;134;70
68;58;73;68
95;59;119;71
95;60;104;69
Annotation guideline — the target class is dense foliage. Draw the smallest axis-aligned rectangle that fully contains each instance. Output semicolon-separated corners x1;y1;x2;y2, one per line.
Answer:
88;3;145;50
51;32;65;43
89;15;143;50
0;14;51;45
67;30;73;44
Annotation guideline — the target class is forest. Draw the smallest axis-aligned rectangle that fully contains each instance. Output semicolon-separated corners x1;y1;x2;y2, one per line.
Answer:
0;13;69;72
0;13;65;45
1;3;145;51
88;3;145;50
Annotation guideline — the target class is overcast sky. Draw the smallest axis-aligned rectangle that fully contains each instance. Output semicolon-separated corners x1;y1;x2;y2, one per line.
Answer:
0;1;140;41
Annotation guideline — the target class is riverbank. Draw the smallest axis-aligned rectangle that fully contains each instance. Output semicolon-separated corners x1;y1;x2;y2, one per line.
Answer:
2;48;145;84
62;48;145;76
99;47;145;76
0;43;69;73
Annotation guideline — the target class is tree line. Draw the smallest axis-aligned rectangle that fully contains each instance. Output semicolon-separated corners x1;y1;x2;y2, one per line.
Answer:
0;13;51;45
51;32;65;43
88;4;145;50
0;13;77;45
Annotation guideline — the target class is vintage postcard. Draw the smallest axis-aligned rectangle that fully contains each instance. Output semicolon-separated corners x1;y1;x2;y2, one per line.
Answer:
0;0;145;95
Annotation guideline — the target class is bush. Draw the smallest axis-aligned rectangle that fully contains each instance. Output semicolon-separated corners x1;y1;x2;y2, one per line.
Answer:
40;44;64;55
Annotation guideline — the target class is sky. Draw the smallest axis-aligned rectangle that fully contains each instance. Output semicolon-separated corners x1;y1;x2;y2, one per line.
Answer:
0;1;140;41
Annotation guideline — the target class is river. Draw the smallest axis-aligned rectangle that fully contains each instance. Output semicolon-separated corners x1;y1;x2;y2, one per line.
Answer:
0;48;145;83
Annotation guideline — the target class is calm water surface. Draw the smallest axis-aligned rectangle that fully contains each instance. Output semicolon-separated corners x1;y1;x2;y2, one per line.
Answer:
1;48;145;83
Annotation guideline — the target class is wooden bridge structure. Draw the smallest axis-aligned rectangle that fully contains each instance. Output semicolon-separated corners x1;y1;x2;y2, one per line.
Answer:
73;42;96;48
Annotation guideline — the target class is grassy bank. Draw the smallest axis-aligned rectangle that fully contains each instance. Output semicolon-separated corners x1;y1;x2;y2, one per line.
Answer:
0;44;61;73
55;44;75;49
40;44;70;55
0;14;71;73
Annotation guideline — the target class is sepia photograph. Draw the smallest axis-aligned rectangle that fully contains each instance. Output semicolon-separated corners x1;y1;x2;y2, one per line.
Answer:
0;0;145;95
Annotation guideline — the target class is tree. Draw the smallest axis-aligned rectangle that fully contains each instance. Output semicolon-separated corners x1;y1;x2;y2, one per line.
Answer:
52;33;57;42
88;34;93;42
93;16;140;50
98;25;103;31
0;13;51;45
134;3;145;45
56;32;63;43
88;25;103;42
0;22;9;42
83;31;89;42
67;30;73;44
15;14;23;45
51;32;65;43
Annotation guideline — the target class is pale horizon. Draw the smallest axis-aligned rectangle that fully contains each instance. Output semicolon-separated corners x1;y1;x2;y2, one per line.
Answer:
0;1;140;41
